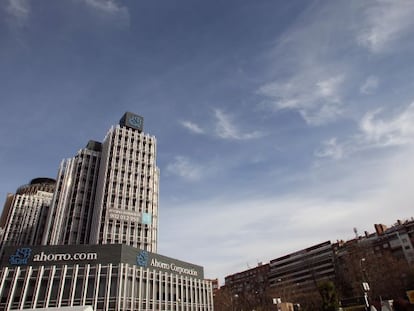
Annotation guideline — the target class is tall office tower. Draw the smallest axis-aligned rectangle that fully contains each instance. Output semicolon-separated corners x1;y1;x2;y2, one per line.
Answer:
43;112;159;252
43;141;102;245
90;112;159;251
0;178;55;250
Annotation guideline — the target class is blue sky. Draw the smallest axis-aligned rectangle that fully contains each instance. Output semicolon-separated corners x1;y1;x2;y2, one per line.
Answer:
1;0;414;283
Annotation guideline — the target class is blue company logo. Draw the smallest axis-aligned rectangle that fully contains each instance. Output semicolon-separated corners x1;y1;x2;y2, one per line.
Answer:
129;116;142;128
136;250;149;267
9;248;32;265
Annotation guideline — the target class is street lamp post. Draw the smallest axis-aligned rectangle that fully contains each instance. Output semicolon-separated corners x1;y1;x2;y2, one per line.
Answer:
231;294;239;311
360;258;370;310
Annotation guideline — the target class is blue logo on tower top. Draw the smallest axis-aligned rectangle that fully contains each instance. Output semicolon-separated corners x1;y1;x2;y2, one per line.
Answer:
128;116;143;128
9;248;32;265
137;250;149;267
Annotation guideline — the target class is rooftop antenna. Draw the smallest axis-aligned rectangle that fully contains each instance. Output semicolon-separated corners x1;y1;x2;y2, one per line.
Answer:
353;227;359;239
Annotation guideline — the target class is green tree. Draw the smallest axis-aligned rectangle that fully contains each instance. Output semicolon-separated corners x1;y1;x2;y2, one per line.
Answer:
318;281;339;311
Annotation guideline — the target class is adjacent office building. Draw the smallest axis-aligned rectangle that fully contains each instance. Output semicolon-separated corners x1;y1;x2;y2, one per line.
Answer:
42;141;102;246
0;113;213;311
0;178;56;251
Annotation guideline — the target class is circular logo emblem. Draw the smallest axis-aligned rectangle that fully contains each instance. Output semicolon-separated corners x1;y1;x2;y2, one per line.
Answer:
137;250;149;267
129;116;142;128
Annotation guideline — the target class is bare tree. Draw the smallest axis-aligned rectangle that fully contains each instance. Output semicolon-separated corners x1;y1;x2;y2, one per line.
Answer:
336;241;413;304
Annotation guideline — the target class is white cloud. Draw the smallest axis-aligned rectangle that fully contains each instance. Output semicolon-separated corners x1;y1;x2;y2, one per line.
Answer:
360;76;379;95
357;1;414;53
360;103;414;147
258;74;345;125
316;102;414;160
180;121;204;134
314;138;344;160
213;109;263;140
165;156;203;181
379;146;414;211
5;0;30;26
257;0;414;128
83;0;124;14
179;110;263;140
255;1;357;126
4;0;129;28
316;75;344;100
81;0;129;24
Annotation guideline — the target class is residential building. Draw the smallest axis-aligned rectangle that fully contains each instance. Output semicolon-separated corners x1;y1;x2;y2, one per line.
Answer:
373;219;414;264
225;263;269;295
224;263;271;309
221;220;414;309
268;241;337;299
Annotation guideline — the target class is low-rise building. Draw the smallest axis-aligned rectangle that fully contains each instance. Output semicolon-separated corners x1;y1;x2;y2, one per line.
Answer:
0;244;213;311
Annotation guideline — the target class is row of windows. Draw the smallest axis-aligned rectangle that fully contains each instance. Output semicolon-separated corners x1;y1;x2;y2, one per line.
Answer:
270;248;334;269
113;130;155;147
269;257;334;280
106;170;153;184
109;156;154;167
105;197;153;211
110;149;154;161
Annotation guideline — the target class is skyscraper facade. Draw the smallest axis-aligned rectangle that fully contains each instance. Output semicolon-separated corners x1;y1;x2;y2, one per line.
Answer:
43;112;159;252
90;113;159;251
